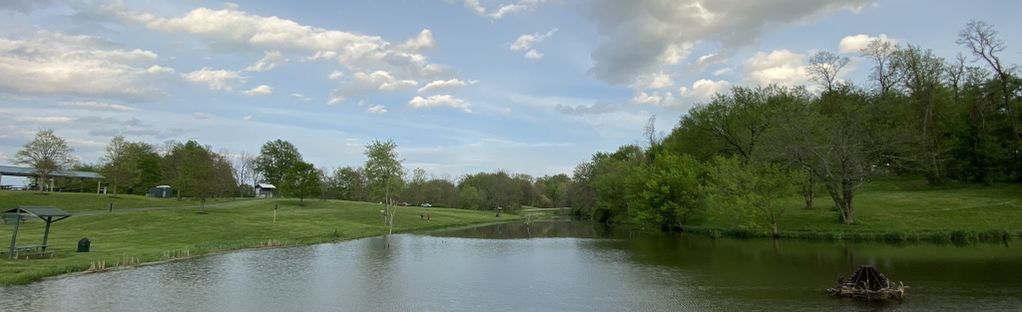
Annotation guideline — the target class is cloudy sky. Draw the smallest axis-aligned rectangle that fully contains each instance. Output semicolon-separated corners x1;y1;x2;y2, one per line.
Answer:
0;0;1019;182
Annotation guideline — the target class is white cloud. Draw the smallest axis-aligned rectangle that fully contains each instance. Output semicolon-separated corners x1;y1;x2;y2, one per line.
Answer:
491;0;548;18
511;28;557;60
244;51;287;72
743;49;809;87
0;30;169;99
632;72;674;90
111;6;448;81
290;93;311;101
660;43;694;65
15;116;74;124
418;79;476;93
62;100;136;112
408;95;471;112
838;33;896;53
712;67;734;76
146;65;175;74
463;0;486;15
242;115;253;120
241;84;273;96
583;0;870;84
524;49;544;60
462;0;548;19
354;70;418;91
679;79;731;99
631;90;677;107
396;29;435;51
193;112;213;119
327;70;418;104
511;28;557;51
555;101;616;116
328;70;344;80
367;105;387;114
182;67;246;91
692;53;728;70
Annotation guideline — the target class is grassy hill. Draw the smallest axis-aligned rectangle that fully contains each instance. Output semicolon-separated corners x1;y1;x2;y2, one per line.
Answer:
0;196;513;285
693;177;1022;241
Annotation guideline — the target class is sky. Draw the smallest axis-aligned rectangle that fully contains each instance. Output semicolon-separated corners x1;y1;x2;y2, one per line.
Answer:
0;0;1019;184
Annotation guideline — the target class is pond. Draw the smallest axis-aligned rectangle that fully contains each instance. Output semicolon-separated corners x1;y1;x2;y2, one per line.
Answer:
1;221;1020;311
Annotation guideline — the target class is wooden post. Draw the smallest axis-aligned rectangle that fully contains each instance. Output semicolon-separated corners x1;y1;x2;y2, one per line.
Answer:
108;202;113;212
9;213;20;259
273;204;278;224
42;217;51;251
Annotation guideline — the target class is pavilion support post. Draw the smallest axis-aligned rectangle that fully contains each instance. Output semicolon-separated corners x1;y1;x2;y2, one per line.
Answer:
9;214;20;259
42;217;52;251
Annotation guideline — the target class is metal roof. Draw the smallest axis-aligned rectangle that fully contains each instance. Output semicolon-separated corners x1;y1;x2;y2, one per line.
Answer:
2;206;72;223
256;183;276;189
0;165;105;179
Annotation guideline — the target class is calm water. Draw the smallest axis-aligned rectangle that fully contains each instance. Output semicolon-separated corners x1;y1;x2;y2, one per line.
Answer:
1;221;1020;311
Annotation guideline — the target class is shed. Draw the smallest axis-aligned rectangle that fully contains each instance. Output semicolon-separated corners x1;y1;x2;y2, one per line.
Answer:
147;185;175;198
255;183;276;198
2;206;72;259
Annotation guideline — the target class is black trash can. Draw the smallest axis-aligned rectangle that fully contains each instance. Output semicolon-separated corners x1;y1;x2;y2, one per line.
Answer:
77;238;90;252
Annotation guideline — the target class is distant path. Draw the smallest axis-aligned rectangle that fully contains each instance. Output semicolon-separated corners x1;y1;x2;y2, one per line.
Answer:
74;198;263;216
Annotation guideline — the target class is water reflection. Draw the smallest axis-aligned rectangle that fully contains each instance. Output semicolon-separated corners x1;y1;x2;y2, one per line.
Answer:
1;221;1019;311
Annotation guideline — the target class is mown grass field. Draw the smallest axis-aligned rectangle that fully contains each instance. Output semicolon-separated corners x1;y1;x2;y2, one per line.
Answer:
694;177;1022;241
0;195;513;285
0;191;225;212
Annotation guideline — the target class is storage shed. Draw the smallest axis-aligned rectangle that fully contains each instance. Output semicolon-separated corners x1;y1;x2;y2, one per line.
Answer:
255;183;276;198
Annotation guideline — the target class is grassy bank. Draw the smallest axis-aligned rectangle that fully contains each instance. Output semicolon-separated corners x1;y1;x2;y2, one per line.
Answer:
0;196;515;285
688;177;1022;242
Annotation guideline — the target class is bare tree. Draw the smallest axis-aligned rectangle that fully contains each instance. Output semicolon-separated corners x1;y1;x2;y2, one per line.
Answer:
643;114;658;148
957;20;1019;143
860;38;901;97
16;129;75;191
807;51;850;93
230;150;257;196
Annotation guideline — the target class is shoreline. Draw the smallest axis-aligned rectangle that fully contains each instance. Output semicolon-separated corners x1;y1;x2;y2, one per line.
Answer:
9;218;522;286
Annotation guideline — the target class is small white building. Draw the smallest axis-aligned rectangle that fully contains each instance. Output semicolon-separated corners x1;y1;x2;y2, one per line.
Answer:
255;183;276;198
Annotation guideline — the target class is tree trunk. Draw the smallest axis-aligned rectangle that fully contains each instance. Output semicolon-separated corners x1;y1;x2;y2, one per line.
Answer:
771;221;780;238
803;168;815;209
841;179;855;224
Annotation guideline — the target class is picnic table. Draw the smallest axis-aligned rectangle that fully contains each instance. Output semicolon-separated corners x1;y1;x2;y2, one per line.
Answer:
1;244;52;259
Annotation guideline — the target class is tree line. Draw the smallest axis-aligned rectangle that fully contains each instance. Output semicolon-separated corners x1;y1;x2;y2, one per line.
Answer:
13;133;573;212
563;21;1021;235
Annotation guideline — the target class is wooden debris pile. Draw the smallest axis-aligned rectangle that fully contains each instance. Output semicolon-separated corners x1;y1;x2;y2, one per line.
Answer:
827;265;906;301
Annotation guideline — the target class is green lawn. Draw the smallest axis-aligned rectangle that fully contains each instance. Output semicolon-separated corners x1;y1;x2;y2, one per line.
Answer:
695;177;1022;241
0;197;514;285
0;191;224;212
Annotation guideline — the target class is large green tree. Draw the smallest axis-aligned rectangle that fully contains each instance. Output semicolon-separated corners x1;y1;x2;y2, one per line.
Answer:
162;141;237;209
255;140;302;187
280;161;321;204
